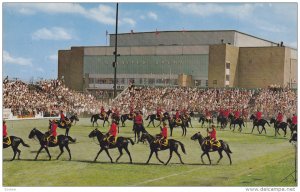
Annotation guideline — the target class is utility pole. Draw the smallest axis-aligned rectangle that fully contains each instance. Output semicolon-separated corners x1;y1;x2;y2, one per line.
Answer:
113;3;119;98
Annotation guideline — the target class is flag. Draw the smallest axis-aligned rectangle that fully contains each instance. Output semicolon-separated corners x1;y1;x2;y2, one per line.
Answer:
130;29;134;34
106;30;108;36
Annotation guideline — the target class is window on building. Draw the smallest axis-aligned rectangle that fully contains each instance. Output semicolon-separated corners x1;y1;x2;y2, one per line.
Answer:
89;78;94;84
148;79;155;85
205;80;208;87
226;75;230;81
226;62;230;69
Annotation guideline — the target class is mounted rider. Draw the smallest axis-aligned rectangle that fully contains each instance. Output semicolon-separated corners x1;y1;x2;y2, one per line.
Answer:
234;109;240;121
46;120;58;146
175;109;181;124
276;111;284;125
100;106;106;118
292;113;297;127
113;107;120;118
156;107;163;119
104;119;118;148
155;121;168;148
207;125;221;148
205;109;212;120
129;106;135;119
60;110;66;127
255;109;262;122
3;120;10;145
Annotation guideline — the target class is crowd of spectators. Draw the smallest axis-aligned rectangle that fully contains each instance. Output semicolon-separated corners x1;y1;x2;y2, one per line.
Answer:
3;78;103;117
3;78;297;120
111;86;297;119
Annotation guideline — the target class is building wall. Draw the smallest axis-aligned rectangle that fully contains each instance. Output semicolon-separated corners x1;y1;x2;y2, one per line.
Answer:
238;47;285;88
58;47;84;91
284;48;298;87
208;44;226;87
234;32;277;47
225;45;240;87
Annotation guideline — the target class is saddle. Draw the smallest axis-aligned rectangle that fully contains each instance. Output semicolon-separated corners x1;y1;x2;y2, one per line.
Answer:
205;139;221;149
47;135;58;144
175;118;182;124
154;137;168;147
105;135;117;145
3;136;11;145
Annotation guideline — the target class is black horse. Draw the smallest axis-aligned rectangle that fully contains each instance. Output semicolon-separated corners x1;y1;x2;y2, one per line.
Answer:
168;117;187;137
249;114;270;134
145;112;168;127
199;115;214;128
216;115;228;129
289;132;297;143
140;132;186;165
287;118;297;136
88;129;134;163
133;123;146;143
3;136;30;161
28;128;76;160
90;109;112;127
270;118;288;137
120;113;135;127
53;119;73;136
228;114;245;132
69;114;79;125
191;132;232;165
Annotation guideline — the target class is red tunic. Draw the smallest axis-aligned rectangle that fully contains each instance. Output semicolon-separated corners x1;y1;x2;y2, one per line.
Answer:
135;114;143;125
292;115;297;125
3;124;7;137
256;111;262;120
60;113;65;121
209;128;217;140
161;126;168;138
51;123;58;137
100;107;105;114
175;111;180;119
219;109;224;116
234;111;240;119
223;110;230;118
276;113;283;122
109;123;117;137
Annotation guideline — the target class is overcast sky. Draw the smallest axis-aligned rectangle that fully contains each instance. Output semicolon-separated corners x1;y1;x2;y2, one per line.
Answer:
2;2;297;81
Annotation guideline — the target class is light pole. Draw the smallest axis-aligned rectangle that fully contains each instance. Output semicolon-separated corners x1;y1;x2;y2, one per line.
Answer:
113;3;119;98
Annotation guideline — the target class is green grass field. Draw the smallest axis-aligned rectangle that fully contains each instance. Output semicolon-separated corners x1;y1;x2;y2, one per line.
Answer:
3;118;297;186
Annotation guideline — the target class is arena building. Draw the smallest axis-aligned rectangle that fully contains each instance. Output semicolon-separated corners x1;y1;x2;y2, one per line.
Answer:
58;30;297;97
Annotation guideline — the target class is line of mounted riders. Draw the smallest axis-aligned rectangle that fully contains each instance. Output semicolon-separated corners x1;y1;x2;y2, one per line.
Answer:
3;109;297;165
90;108;297;138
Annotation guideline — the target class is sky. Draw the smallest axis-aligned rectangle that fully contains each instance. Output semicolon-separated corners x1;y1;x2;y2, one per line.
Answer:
2;2;298;82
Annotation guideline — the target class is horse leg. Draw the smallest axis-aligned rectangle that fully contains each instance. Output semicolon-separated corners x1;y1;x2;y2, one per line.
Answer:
206;152;212;165
124;146;133;164
65;128;69;136
225;151;232;165
147;120;151;127
152;120;156;127
34;146;44;160
56;145;64;160
11;147;17;161
216;150;223;164
184;126;187;136
155;151;164;164
200;152;206;164
284;128;287;137
251;125;255;133
94;148;104;162
17;148;21;160
44;147;51;160
104;148;114;163
174;149;184;164
165;150;173;165
263;126;266;134
170;127;173;137
116;147;123;163
146;150;154;164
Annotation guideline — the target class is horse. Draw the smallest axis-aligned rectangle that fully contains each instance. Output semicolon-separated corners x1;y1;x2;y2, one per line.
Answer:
168;117;187;137
287;118;297;136
270;118;288;137
28;128;76;160
216;115;228;129
289;132;297;143
140;132;186;165
183;113;193;128
133;123;146;143
69;114;79;125
228;114;245;132
52;119;72;136
191;132;232;165
3;136;30;161
90;109;112;127
249;114;270;134
198;115;214;128
145;112;168;127
88;129;134;163
120;113;134;127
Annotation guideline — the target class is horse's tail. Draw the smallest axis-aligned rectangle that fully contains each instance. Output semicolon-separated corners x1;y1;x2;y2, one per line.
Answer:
221;140;232;153
91;115;94;122
176;141;186;154
126;137;135;145
67;136;76;143
20;138;30;147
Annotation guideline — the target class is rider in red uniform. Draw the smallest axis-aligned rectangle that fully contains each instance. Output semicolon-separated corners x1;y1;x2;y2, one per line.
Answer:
3;120;8;144
47;120;58;145
156;121;168;147
156;107;163;119
219;108;224;117
223;109;230;119
205;109;212;120
256;110;262;121
292;114;297;125
60;110;66;126
129;106;134;118
114;108;120;118
207;125;219;148
175;109;181;123
100;106;106;118
276;112;283;123
234;110;240;120
105;120;118;147
134;111;143;126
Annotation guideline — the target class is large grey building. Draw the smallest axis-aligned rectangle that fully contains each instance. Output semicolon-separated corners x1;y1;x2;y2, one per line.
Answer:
58;30;297;97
